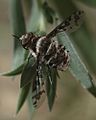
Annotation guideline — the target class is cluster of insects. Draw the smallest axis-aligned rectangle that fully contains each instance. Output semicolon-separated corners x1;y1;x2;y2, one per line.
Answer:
14;10;84;109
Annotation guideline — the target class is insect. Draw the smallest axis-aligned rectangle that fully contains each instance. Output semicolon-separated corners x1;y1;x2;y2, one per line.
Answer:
13;10;84;109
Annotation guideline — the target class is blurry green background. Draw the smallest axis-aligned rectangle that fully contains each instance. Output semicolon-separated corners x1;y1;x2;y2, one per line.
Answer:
0;0;96;120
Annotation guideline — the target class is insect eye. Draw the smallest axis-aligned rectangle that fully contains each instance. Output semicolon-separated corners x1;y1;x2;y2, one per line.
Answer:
25;34;29;39
19;35;24;40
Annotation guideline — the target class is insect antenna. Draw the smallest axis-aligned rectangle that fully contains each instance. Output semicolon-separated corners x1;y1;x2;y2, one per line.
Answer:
12;34;20;40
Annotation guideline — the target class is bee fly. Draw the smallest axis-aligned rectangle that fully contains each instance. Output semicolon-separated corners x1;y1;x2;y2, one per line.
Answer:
13;10;84;109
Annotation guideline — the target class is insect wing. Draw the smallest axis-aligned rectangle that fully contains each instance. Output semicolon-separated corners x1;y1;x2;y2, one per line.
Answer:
46;10;84;39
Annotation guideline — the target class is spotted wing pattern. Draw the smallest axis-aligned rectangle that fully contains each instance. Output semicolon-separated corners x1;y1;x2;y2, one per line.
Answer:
46;10;84;39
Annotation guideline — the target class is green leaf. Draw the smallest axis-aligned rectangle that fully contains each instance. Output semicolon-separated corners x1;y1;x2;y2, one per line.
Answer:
78;0;96;7
52;0;96;8
57;32;96;97
42;2;55;24
46;67;57;111
23;0;32;16
1;63;24;76
71;25;96;74
16;83;31;114
28;0;42;32
49;0;76;17
24;50;29;61
56;70;60;79
28;0;46;33
27;86;35;119
10;0;26;68
87;73;96;95
20;58;37;88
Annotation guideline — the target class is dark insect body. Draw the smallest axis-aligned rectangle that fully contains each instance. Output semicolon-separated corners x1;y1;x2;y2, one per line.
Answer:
13;10;84;109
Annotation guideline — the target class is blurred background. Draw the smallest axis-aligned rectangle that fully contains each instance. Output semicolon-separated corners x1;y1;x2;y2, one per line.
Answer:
0;0;96;120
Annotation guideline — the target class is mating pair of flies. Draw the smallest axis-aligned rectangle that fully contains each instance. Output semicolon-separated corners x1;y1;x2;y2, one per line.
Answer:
13;10;84;109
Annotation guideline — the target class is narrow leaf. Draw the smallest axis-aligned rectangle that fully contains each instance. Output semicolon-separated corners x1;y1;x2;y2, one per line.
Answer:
71;25;96;74
42;2;55;24
57;32;96;97
78;0;96;7
1;63;24;76
27;86;35;119
20;58;37;88
46;67;57;111
10;0;26;68
24;50;29;61
28;0;41;32
16;83;31;114
56;70;60;79
28;0;46;33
